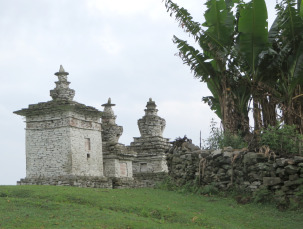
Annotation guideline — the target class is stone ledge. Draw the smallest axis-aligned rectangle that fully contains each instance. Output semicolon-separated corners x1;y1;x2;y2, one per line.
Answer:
17;176;113;188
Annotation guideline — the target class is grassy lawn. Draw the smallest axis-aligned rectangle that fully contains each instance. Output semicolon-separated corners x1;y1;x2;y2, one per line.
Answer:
0;185;302;229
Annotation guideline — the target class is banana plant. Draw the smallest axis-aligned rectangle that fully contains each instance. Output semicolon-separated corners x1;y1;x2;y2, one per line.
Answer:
235;0;270;131
267;0;303;132
165;0;252;135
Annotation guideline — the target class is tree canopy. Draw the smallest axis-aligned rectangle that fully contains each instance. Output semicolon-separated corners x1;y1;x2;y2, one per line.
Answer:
165;0;303;145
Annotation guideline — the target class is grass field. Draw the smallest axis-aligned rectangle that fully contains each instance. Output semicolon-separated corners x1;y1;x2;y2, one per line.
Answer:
0;185;302;229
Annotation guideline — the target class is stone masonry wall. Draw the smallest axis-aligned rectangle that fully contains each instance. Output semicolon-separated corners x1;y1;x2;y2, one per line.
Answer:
103;159;133;178
25;112;72;178
166;142;303;200
24;110;103;179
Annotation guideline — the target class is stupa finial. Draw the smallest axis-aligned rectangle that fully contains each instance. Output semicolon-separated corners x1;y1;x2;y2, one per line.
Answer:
59;65;65;72
50;65;75;101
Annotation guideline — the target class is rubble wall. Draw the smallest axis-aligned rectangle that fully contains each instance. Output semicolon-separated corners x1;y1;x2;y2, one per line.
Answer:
166;143;303;198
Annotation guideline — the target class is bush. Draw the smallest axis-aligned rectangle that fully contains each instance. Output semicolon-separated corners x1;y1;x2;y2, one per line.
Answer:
260;124;303;155
154;176;177;191
253;187;272;204
198;184;219;196
203;119;247;150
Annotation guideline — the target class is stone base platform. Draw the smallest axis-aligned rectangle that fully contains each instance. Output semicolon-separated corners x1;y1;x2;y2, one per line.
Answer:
17;176;113;188
17;172;168;189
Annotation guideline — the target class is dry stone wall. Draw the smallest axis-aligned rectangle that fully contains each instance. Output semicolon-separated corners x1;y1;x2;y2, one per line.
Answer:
166;142;303;199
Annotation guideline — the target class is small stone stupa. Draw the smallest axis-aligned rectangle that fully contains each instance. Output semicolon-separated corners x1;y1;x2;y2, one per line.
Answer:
130;98;170;173
101;98;123;148
101;98;134;178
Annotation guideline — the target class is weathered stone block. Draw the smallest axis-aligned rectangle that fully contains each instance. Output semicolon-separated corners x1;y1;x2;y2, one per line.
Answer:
223;146;233;152
199;150;211;158
248;172;262;181
227;169;233;177
211;149;222;159
284;179;303;187
285;165;299;175
223;151;234;158
276;158;288;167
263;177;281;186
243;152;267;165
222;164;231;170
256;163;270;171
294;156;303;164
289;174;299;181
276;167;285;176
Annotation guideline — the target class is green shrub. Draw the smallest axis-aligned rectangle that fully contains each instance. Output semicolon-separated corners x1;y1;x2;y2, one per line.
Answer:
198;184;219;196
154;176;178;191
253;188;272;204
260;124;303;155
203;119;247;150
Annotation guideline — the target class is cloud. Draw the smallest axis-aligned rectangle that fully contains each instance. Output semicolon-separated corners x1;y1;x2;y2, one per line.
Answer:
86;0;155;16
93;26;123;56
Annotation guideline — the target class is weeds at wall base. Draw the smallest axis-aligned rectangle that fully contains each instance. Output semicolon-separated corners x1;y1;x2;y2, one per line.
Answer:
156;178;303;211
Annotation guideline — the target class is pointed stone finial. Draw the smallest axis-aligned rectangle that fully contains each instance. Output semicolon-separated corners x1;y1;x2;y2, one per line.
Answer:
55;65;69;77
50;65;74;101
102;98;116;125
145;98;157;115
102;97;115;107
59;65;65;72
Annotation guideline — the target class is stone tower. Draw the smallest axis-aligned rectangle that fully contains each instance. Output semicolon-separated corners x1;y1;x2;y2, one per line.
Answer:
101;98;134;178
101;98;123;150
14;66;106;185
130;98;170;173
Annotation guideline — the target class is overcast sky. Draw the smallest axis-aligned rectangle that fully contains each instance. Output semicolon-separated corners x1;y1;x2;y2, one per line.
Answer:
0;0;277;185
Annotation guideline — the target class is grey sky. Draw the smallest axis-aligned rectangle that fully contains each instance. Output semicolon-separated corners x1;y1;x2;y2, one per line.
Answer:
0;0;277;185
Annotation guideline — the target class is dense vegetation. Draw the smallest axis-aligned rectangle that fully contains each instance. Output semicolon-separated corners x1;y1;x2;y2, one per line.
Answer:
0;185;303;228
165;0;303;149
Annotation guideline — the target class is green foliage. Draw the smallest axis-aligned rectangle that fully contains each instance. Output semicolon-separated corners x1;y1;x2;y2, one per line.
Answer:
237;0;269;75
156;177;204;195
166;0;303;136
290;185;303;210
203;119;247;149
154;176;178;191
198;184;219;196
260;124;303;155
252;187;272;204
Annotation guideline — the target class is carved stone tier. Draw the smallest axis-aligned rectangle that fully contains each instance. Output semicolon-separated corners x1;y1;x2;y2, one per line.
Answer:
130;99;170;173
138;98;166;137
101;98;123;144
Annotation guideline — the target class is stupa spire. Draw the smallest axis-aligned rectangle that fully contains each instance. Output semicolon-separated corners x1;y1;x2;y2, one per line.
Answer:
101;97;116;124
50;65;75;101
